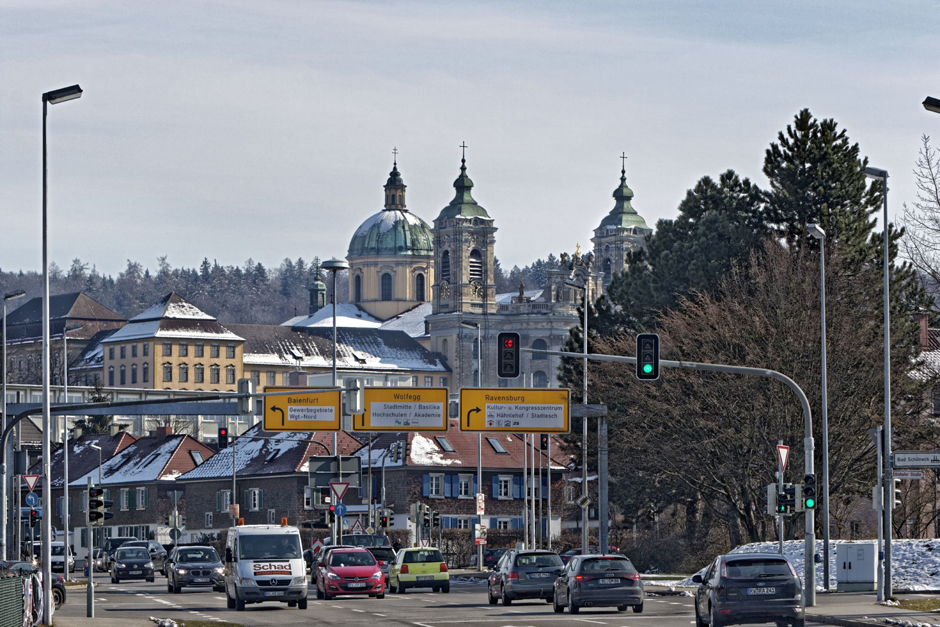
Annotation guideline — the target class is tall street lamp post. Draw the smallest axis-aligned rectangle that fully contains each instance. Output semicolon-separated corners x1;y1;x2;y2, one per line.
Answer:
865;165;891;598
565;279;591;555
41;83;83;622
1;289;26;559
60;322;81;580
807;224;831;590
322;258;348;545
460;321;485;567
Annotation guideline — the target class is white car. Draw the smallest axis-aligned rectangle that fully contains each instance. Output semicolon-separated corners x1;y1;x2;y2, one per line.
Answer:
31;541;74;573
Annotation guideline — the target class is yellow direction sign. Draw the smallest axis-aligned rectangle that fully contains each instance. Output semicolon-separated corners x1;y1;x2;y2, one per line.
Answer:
263;386;342;431
355;387;449;432
459;388;570;433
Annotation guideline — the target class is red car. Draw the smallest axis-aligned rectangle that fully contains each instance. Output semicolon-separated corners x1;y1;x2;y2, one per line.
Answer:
315;548;385;600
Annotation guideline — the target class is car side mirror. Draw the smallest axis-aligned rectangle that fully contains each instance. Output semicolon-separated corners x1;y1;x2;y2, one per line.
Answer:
225;548;233;563
692;574;703;584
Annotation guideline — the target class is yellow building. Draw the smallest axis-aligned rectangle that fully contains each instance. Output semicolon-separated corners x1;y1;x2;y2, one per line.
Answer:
100;293;244;391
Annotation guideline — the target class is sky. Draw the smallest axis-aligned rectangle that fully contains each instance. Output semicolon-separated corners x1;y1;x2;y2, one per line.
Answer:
1;0;938;277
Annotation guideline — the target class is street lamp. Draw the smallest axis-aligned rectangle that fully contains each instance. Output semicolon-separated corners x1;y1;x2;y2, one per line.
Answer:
807;224;831;590
461;321;485;565
41;83;82;622
60;322;80;580
321;257;348;545
565;278;593;555
924;97;940;115
2;289;26;559
865;165;892;599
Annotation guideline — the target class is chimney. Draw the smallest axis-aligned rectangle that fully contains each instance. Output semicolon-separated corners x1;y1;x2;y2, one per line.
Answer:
73;426;82;439
914;312;930;349
156;426;173;438
110;423;120;436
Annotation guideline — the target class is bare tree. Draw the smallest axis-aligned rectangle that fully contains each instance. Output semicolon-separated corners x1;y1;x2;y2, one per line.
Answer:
901;135;940;295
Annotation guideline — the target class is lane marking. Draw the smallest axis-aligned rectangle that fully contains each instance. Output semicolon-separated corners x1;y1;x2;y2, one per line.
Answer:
373;613;386;617
352;609;365;612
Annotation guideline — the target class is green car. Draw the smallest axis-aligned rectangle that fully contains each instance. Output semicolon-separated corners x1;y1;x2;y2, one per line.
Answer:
388;547;449;593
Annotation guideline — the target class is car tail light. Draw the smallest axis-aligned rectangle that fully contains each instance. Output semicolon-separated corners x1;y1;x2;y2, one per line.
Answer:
440;564;448;573
400;565;409;574
575;575;592;581
625;573;641;580
508;572;518;580
379;561;388;566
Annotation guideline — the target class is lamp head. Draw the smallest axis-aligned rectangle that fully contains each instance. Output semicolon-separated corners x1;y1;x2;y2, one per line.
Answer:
90;444;101;451
807;223;826;240
3;290;25;302
460;321;480;329
924;96;940;115
42;85;83;105
321;258;349;272
564;280;585;290
64;323;83;332
864;166;888;181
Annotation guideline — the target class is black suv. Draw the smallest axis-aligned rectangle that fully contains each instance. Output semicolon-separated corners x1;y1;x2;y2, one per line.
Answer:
693;553;804;627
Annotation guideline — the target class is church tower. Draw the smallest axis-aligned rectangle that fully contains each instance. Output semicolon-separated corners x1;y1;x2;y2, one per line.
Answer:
431;147;497;315
591;157;652;288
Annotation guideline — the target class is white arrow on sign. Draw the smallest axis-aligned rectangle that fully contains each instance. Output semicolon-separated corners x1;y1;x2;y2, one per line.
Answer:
330;482;350;502
23;475;39;492
777;445;790;473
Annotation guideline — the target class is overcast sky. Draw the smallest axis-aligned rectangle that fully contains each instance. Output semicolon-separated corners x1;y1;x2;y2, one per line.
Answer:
1;0;938;277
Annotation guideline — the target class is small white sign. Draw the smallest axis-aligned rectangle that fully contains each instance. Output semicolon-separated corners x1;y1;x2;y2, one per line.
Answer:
894;470;925;480
777;445;790;472
370;401;445;429
288;405;335;422
894;451;940;468
476;493;485;517
330;482;350;502
23;475;39;492
485;403;566;430
349;519;365;534
577;495;591;509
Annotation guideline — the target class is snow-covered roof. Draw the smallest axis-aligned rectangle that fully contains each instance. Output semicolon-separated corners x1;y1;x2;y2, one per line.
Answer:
285;304;381;329
379;303;431;338
69;435;213;486
228;324;448;372
129;293;215;322
103;293;242;343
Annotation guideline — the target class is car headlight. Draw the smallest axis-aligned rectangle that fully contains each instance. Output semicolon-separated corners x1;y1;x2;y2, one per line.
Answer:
237;577;257;586
292;576;307;585
370;572;382;580
327;572;340;580
146;562;154;569
116;562;126;569
176;568;188;575
214;567;224;574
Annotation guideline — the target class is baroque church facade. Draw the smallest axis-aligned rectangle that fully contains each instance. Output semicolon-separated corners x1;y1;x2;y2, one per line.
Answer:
332;150;652;393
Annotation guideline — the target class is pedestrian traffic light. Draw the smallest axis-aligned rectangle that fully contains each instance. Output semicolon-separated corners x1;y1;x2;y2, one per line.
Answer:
432;511;441;528
218;426;228;450
803;474;817;510
766;484;778;515
380;515;389;528
29;509;38;528
635;333;660;381
422;504;431;528
891;478;902;509
540;434;549;451
778;483;796;513
497;332;521;379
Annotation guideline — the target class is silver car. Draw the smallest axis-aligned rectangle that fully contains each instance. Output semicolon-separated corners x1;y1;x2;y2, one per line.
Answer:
367;546;396;584
553;554;644;614
488;550;563;605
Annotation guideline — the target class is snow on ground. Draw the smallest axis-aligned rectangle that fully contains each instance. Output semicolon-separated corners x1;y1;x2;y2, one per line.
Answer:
677;539;940;592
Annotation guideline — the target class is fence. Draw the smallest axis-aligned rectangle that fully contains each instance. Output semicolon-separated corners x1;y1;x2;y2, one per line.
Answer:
0;576;24;627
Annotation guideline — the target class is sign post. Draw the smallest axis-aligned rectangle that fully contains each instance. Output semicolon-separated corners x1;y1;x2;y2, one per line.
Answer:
777;441;787;555
459;388;570;433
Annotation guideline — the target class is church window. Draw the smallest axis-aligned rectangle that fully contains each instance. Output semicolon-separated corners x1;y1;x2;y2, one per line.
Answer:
381;273;393;300
415;273;425;301
604;258;612;284
533;371;549;388
532;339;548;360
440;250;450;282
108;367;114;386
354;275;362;303
142;363;149;383
469;249;483;282
131;364;137;385
119;365;126;385
441;338;448;358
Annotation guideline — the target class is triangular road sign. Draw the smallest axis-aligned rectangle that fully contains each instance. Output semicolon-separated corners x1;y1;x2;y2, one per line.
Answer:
777;445;790;472
330;482;350;502
23;475;39;492
349;519;364;534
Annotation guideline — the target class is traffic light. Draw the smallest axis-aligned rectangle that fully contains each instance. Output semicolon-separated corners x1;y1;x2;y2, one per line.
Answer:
328;504;336;523
88;487;107;525
803;474;817;510
422;504;432;528
497;332;521;379
635;333;660;381
218;426;229;450
432;511;441;528
380;515;389;528
766;484;777;515
403;439;411;462
777;483;796;513
237;378;254;418
540;434;548;451
29;509;38;528
891;478;902;509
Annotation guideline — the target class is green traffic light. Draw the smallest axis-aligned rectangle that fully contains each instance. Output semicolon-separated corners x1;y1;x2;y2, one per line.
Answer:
805;498;815;509
643;364;653;373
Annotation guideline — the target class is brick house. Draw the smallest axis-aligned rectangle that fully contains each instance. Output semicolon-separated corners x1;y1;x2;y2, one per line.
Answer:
177;424;363;538
356;421;569;544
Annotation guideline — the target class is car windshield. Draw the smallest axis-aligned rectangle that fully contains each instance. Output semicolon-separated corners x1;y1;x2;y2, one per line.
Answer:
343;535;390;548
725;559;792;579
581;557;636;574
330;551;376;567
177;548;219;563
515;553;563;568
238;534;302;560
116;548;149;560
93;549;104;558
108;539;135;551
403;550;444;564
369;548;395;562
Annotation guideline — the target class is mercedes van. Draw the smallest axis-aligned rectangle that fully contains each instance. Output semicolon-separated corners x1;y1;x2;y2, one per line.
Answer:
224;524;308;611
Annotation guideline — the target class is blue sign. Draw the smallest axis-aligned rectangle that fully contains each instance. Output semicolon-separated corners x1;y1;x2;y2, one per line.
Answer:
335;503;347;517
25;493;38;507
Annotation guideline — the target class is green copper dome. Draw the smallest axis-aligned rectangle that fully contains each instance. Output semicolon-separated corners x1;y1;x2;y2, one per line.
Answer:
598;168;650;230
436;155;490;221
348;210;434;258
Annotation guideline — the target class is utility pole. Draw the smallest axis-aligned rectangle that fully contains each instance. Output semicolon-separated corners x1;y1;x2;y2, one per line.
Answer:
86;478;93;618
777;440;785;555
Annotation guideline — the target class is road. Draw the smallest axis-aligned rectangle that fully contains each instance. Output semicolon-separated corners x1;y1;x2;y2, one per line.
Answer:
56;572;708;627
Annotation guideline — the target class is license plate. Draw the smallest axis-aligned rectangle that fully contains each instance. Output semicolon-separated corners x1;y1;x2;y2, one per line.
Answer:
530;573;551;578
417;575;434;581
600;578;620;585
747;587;775;595
129;571;142;575
263;591;284;597
348;583;367;588
194;578;209;583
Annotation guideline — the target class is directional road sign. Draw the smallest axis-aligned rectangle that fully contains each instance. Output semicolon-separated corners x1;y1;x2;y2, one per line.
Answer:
894;470;925;480
459;388;570;433
25;493;38;507
355;387;448;432
23;475;39;491
335;503;347;517
894;451;940;468
263;386;342;431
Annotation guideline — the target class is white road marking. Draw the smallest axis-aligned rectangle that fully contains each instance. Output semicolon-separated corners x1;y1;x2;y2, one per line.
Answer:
374;613;386;617
574;619;608;625
352;609;365;612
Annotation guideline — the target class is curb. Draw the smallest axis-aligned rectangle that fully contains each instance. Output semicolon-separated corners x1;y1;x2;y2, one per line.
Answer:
808;613;887;627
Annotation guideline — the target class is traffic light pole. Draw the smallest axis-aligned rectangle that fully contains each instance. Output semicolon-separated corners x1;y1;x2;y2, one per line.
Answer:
777;440;784;555
86;477;94;618
529;347;817;606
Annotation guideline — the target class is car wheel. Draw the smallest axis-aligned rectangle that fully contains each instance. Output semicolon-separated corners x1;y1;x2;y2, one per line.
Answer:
377;593;385;599
432;585;440;593
235;595;246;612
226;590;236;609
633;602;644;614
113;577;120;584
502;586;512;605
147;577;154;583
173;582;181;594
696;606;707;627
53;587;64;609
396;581;405;594
167;581;173;593
710;604;723;627
570;600;580;614
316;585;324;599
553;595;564;613
298;597;308;610
618;605;628;612
442;582;450;594
791;620;805;627
488;589;498;605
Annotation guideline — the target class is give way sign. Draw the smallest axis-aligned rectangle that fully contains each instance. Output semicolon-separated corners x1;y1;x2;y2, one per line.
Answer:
777;445;790;472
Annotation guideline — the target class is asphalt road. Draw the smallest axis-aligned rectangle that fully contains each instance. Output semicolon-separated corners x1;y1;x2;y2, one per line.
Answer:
56;572;710;627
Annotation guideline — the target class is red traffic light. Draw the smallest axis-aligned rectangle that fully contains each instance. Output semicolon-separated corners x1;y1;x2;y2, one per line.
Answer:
219;428;227;435
329;504;335;512
503;338;514;348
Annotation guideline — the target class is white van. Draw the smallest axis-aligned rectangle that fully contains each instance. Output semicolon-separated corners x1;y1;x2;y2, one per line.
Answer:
31;541;75;573
224;524;308;611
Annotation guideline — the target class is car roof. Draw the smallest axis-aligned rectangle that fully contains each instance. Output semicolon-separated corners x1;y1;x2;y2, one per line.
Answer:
331;547;370;553
722;553;788;561
231;525;300;534
401;546;440;551
581;554;629;560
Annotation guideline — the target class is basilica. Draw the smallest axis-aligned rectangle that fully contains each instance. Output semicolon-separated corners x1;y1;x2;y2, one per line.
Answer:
301;149;653;393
